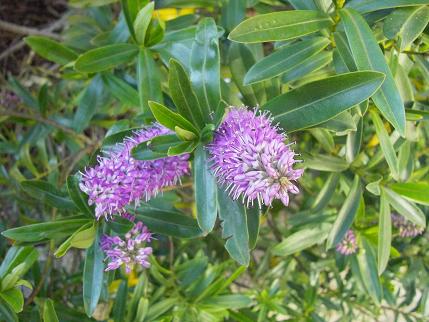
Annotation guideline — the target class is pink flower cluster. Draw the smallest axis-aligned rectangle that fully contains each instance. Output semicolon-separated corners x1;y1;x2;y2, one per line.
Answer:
336;230;358;256
392;214;425;238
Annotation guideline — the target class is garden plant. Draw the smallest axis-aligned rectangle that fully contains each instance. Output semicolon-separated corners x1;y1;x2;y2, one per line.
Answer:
1;0;429;321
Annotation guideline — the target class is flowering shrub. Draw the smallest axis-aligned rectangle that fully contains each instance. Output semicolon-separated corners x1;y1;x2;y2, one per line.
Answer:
1;0;429;321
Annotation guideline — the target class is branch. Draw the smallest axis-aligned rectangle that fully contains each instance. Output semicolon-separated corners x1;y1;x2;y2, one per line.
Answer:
0;20;61;40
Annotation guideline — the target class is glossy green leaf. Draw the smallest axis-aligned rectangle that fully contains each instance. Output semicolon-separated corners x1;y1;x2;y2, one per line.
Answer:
190;17;221;115
137;48;163;113
25;36;78;65
133;2;154;44
2;218;90;242
148;101;198;134
102;73;139;107
304;154;349;172
113;281;128;322
107;216;134;234
217;189;250;266
130;206;204;239
0;288;23;313
311;173;340;212
346;0;429;13
244;37;329;85
194;145;218;234
263;71;385;132
0;246;38;279
326;176;361;248
247;207;260;250
75;44;139;73
384;6;429;51
370;110;399;180
8;76;38;109
229;10;332;43
357;238;383;304
83;231;104;317
21;180;77;211
346;116;363;163
200;294;252;309
67;175;94;218
43;299;59;322
281;50;333;84
382;187;426;227
145;298;176;321
340;8;406;136
221;0;246;31
120;0;138;40
378;192;391;275
334;32;357;72
0;297;18;322
169;59;205;128
54;222;95;258
272;224;331;256
390;182;429;206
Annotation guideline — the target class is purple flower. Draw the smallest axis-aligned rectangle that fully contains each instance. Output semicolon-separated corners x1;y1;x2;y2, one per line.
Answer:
207;107;303;207
392;214;424;238
100;221;153;273
336;230;358;255
79;123;190;220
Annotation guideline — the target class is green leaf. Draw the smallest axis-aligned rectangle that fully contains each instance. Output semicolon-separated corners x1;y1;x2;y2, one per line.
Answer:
229;10;332;43
346;116;363;163
340;8;406;136
137;49;163;113
378;191;391;275
304;154;349;172
310;173;340;212
190;18;221;115
169;59;206;128
0;288;23;313
247;207;260;250
326;176;361;248
120;0;138;40
200;295;251;309
8;76;38;109
54;222;95;258
43;299;59;322
281;50;333;84
113;281;128;322
145;298;176;321
102;73;140;107
21;180;77;211
357;238;383;304
67;175;94;218
2;218;90;242
0;297;18;322
221;0;246;31
346;0;429;13
390;182;429;206
369;110;399;180
148;101;199;134
107;216;134;234
75;44;139;73
272;224;331;256
0;246;38;279
217;189;250;266
25;36;77;65
382;187;426;227
263;71;385;132
334;32;357;72
194;145;218;234
133;2;154;44
384;6;429;51
129;206;203;239
244;37;330;85
83;230;104;317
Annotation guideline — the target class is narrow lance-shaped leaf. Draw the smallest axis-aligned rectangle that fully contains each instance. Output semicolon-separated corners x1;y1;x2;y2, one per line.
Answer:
194;145;218;234
346;0;429;13
326;176;362;249
190;17;221;116
378;191;391;275
102;73;139;107
244;37;330;85
169;59;206;129
217;189;250;266
263;71;385;132
369;109;399;180
133;2;154;44
340;8;406;136
67;175;94;218
137;49;163;113
148;101;199;134
229;10;332;43
25;36;78;65
390;182;429;206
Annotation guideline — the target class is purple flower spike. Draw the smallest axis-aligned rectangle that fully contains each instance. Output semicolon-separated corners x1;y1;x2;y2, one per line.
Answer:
100;221;153;273
392;214;425;238
336;230;358;256
207;107;303;207
79;123;190;220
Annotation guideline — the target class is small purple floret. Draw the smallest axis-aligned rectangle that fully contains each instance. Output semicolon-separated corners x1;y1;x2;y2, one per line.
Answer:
79;123;190;220
336;230;358;256
100;221;153;273
392;214;424;238
207;107;303;207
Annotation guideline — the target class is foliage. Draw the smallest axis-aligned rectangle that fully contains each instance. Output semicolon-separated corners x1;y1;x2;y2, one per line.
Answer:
1;0;429;321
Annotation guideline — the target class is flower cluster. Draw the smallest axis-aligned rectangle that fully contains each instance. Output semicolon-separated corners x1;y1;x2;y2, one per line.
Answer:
100;220;153;273
392;214;425;238
79;123;190;220
336;230;358;256
207;107;303;207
